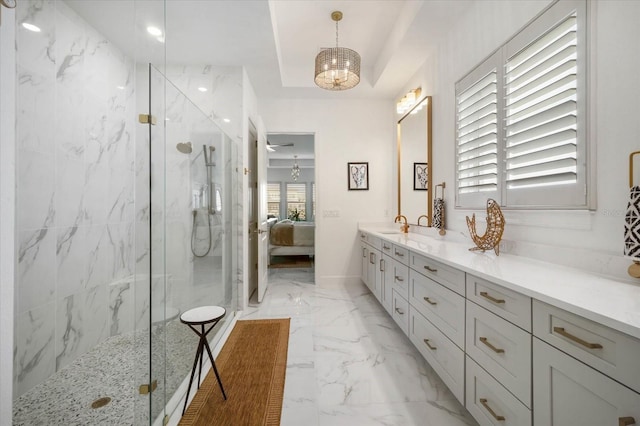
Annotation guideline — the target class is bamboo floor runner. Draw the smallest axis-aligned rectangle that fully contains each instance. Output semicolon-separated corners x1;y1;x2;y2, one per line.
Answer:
179;318;290;426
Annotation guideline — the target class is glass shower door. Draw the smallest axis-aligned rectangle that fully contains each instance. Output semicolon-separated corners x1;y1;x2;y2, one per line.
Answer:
145;64;238;424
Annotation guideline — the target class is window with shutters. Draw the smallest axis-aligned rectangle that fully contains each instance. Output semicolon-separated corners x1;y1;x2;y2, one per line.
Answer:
267;183;281;218
455;0;589;209
286;183;307;221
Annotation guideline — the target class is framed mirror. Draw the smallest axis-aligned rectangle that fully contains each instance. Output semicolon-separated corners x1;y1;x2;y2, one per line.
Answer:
397;96;432;226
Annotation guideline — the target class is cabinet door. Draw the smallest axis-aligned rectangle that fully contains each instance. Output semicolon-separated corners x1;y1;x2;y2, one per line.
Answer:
533;338;640;426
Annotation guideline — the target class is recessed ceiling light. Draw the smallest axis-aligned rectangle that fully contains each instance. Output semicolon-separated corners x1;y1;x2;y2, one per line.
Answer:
156;36;165;43
223;118;230;123
22;23;41;32
198;87;207;92
116;86;125;90
147;26;162;37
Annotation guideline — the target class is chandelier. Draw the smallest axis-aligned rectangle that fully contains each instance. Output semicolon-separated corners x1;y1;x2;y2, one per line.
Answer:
291;155;300;181
314;11;361;91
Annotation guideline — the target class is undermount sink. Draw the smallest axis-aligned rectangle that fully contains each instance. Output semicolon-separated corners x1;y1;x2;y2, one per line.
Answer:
379;231;403;234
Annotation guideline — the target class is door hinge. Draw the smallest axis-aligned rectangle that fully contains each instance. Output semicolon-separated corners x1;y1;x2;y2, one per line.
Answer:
163;415;170;425
139;379;158;394
138;114;157;125
254;182;258;188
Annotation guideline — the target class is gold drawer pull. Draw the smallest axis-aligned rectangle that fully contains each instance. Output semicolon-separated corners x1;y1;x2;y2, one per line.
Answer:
423;297;437;305
553;327;603;349
423;339;437;350
479;337;505;354
619;417;636;426
395;251;405;257
395;276;404;282
395;307;405;315
480;291;505;304
424;265;437;272
383;245;391;250
380;259;384;272
479;398;505;421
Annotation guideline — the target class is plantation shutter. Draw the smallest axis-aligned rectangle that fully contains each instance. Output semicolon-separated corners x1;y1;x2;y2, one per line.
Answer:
267;183;280;218
286;183;307;220
503;0;587;207
455;0;588;209
455;53;502;208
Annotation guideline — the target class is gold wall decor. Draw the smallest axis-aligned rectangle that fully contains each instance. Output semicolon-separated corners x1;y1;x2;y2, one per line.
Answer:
466;198;505;255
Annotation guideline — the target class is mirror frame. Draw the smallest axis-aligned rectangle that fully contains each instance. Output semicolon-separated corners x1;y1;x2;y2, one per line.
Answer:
397;95;432;226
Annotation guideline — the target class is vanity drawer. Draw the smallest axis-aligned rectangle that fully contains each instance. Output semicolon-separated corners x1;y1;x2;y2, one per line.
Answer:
466;274;531;331
409;269;465;349
392;244;409;265
390;261;409;300
466;302;531;407
410;252;465;296
533;300;640;394
392;290;409;335
409;307;465;404
466;356;532;426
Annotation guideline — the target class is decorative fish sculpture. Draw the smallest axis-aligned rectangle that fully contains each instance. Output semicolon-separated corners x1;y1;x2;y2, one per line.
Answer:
466;198;505;255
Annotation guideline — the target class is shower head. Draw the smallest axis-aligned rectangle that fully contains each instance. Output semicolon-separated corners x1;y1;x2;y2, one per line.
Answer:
176;142;192;154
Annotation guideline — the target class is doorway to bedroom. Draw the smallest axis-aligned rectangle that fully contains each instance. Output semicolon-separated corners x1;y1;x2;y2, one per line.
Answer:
265;133;315;271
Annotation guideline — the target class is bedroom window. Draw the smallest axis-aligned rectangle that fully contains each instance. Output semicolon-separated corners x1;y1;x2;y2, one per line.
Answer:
267;183;281;218
455;0;590;209
286;183;306;221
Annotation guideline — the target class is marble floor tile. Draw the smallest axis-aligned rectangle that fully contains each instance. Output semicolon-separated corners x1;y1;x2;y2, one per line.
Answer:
243;267;478;426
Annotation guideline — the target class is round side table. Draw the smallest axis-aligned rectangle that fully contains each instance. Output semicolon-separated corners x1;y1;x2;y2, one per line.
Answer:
180;306;227;415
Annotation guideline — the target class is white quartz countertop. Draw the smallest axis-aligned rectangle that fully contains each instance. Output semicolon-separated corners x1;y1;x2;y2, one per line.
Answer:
359;226;640;340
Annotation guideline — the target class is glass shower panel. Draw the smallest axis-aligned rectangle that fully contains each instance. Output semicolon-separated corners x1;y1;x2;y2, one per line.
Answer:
148;66;237;424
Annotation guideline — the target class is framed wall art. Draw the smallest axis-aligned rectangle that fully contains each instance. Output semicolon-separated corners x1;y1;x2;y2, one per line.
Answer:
348;162;369;190
413;162;428;190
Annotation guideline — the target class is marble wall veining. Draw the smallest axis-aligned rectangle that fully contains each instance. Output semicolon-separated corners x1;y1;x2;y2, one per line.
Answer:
14;0;135;398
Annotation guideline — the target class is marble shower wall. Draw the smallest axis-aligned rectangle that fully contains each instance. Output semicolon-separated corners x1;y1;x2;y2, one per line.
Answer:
14;0;136;398
165;65;243;307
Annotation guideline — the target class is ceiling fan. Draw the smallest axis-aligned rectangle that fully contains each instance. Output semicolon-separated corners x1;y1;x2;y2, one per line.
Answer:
266;141;294;152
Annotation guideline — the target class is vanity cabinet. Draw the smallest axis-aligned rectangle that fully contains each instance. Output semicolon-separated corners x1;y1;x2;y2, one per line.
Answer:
533;338;640;426
357;230;640;426
532;301;640;426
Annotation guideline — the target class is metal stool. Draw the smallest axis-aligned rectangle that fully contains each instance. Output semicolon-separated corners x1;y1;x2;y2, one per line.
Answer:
180;306;227;415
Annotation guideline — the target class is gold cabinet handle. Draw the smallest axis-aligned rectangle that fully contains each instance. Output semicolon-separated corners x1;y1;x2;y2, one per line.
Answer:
423;296;437;305
380;259;385;272
479;398;505;421
553;327;603;349
423;338;437;350
383;245;391;251
479;337;505;354
363;248;367;258
424;265;437;272
395;276;404;282
480;291;505;304
395;251;405;257
395;307;405;315
361;233;366;238
619;417;636;426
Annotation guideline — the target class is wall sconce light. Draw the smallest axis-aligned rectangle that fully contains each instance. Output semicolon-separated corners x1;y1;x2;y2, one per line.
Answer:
396;88;422;115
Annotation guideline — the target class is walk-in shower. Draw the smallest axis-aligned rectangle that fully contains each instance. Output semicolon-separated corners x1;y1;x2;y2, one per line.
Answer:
12;1;239;424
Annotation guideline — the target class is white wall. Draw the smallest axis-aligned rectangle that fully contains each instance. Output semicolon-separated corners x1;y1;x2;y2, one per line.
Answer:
0;7;16;424
396;0;640;279
261;99;395;286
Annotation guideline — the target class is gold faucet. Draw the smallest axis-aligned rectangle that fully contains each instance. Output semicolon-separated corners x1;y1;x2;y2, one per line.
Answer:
417;215;429;226
394;215;409;233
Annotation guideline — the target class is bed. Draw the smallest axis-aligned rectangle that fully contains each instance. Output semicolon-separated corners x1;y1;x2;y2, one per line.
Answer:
267;220;315;264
